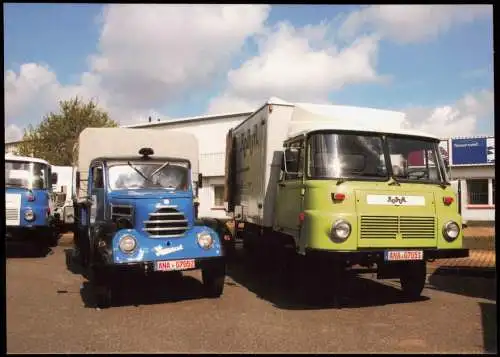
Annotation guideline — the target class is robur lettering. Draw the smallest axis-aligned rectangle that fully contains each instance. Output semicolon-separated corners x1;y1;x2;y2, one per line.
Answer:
387;196;407;205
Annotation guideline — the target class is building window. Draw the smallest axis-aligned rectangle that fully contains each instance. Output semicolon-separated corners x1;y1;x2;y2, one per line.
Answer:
213;185;224;207
467;179;489;205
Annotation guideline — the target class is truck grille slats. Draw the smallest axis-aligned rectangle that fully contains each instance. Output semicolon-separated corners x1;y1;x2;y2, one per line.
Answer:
144;206;188;238
360;216;435;239
6;208;19;221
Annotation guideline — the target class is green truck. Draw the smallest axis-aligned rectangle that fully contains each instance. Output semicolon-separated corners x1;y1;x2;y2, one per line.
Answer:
224;98;468;299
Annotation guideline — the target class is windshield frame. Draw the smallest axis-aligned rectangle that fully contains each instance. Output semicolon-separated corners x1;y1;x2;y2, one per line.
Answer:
304;130;390;182
304;130;449;185
5;160;50;190
105;158;192;191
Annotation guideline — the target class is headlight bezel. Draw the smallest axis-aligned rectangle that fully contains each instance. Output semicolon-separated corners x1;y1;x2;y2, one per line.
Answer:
24;209;35;222
442;220;460;242
330;219;351;243
118;234;138;254
197;231;214;250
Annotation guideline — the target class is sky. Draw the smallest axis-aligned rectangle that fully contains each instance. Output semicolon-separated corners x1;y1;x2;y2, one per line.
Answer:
4;4;494;142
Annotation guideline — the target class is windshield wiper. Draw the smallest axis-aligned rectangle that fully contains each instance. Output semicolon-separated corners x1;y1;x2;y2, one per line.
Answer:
388;177;401;186
336;177;347;185
127;161;154;184
149;162;170;178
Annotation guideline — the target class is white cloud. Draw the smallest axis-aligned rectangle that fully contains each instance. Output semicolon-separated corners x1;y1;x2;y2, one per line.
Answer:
404;88;494;137
339;5;492;44
4;4;270;130
90;4;270;110
208;22;384;114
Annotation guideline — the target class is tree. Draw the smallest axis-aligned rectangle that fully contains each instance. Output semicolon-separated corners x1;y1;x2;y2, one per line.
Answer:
17;97;118;166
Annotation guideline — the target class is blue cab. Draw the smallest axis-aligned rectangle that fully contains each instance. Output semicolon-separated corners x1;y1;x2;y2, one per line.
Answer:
5;153;59;247
72;128;226;307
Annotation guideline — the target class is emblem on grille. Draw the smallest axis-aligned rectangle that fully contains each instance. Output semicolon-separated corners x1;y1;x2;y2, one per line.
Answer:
387;196;407;206
163;199;170;205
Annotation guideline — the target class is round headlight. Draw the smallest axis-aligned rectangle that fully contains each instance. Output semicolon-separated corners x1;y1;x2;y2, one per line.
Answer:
24;209;35;222
197;231;214;250
331;220;351;242
443;221;460;242
119;235;137;253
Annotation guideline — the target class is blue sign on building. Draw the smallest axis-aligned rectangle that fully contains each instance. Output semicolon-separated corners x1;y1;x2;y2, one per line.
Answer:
451;137;491;165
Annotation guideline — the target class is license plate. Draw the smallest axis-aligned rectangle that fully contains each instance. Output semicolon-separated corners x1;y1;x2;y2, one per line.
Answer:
384;250;424;262
155;259;196;272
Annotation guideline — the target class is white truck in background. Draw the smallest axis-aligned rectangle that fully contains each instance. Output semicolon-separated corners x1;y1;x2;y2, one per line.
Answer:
51;165;77;231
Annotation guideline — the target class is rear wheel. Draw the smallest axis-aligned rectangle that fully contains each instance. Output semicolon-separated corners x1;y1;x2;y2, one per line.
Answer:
400;261;427;299
202;264;226;298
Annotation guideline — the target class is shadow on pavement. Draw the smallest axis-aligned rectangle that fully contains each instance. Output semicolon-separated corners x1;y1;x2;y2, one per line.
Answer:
427;269;497;301
5;241;54;259
63;247;215;308
479;302;497;354
79;272;212;309
226;251;429;310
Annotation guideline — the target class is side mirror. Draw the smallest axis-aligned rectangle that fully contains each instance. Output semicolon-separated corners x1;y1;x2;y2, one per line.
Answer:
51;172;58;185
198;173;203;188
75;171;80;192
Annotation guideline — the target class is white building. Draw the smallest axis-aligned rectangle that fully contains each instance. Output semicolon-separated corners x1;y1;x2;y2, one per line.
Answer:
123;112;252;219
445;136;495;224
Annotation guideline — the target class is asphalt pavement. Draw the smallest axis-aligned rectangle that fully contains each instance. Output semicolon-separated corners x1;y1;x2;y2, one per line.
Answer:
6;240;497;354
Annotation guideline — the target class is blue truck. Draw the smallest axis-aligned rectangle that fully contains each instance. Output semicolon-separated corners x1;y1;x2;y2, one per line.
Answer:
5;153;59;248
71;128;226;307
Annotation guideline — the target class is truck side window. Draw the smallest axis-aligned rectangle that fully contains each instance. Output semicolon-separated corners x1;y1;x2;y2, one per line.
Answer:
284;141;304;180
92;166;104;189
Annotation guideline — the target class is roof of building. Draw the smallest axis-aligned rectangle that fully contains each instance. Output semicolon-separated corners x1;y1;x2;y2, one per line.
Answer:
122;111;253;129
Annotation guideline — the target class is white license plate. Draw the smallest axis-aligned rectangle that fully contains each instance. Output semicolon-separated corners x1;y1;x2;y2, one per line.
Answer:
385;250;424;261
155;259;196;272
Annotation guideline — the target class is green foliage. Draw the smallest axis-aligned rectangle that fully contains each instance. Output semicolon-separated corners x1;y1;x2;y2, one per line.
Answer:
17;97;118;166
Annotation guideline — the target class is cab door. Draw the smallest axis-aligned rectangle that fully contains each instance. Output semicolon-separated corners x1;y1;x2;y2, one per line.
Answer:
88;162;106;230
275;140;305;245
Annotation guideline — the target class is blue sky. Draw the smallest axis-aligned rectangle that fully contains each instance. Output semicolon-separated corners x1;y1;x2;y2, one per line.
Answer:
4;4;494;141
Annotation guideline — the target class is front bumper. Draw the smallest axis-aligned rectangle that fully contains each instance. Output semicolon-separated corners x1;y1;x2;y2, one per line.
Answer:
102;255;225;272
305;248;469;264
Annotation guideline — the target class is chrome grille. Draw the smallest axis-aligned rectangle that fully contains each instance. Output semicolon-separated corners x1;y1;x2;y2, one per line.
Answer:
360;216;435;239
6;208;19;221
144;206;188;238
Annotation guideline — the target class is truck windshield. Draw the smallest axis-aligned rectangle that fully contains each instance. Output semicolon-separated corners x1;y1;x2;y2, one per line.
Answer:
5;160;49;189
386;136;446;183
307;133;388;180
108;161;189;190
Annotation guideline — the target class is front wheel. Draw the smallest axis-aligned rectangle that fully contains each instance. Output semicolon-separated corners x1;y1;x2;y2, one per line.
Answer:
202;264;226;298
400;261;427;299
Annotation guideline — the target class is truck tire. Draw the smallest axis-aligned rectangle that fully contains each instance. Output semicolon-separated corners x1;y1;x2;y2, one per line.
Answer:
400;261;427;299
90;265;118;308
202;265;225;298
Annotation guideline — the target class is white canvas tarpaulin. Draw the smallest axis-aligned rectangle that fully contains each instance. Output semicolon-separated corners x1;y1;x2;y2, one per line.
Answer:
77;127;199;197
